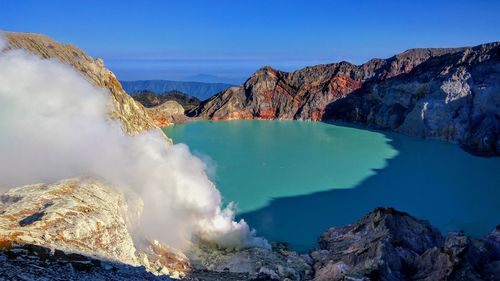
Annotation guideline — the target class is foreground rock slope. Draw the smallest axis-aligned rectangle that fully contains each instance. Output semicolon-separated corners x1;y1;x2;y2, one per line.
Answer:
190;42;500;155
0;243;173;281
0;178;137;265
312;207;500;281
0;187;498;281
0;177;312;280
0;178;190;278
131;90;201;110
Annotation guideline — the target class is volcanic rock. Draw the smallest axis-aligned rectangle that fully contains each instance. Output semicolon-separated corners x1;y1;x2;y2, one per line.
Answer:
190;42;500;155
146;101;192;127
4;32;160;136
311;207;500;281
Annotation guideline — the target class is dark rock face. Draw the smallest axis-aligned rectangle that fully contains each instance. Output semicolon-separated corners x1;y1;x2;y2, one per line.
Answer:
326;42;500;156
190;42;500;155
189;48;465;122
311;207;500;281
0;243;173;281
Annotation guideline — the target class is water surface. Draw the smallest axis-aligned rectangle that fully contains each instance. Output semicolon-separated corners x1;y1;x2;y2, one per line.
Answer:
165;120;500;251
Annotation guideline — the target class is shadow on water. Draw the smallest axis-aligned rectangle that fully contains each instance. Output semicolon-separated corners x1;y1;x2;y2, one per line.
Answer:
238;124;500;252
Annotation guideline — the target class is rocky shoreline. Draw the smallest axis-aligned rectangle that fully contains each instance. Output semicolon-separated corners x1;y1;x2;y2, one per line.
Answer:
1;203;499;280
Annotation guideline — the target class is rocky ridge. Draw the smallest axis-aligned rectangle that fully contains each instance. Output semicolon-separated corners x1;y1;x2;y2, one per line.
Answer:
4;32;160;136
326;42;500;155
190;43;500;155
189;48;466;121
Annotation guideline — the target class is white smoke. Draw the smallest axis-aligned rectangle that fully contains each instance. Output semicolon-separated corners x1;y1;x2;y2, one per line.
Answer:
0;36;269;250
0;35;5;51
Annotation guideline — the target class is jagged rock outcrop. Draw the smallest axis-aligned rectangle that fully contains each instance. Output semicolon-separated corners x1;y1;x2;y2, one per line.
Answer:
189;65;363;121
189;48;466;121
327;42;500;155
311;207;500;281
190;42;500;155
146;101;192;127
0;178;189;278
4;32;159;136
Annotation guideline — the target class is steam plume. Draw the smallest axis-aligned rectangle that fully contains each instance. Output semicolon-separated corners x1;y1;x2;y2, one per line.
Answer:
0;35;269;250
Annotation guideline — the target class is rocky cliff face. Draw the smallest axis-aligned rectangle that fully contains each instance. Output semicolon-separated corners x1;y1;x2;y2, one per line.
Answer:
188;65;362;121
4;32;159;136
311;207;500;281
326;43;500;156
189;48;466;121
190;43;500;155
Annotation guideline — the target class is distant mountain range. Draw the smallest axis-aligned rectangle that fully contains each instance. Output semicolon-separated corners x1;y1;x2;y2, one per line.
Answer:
182;74;245;85
120;80;234;100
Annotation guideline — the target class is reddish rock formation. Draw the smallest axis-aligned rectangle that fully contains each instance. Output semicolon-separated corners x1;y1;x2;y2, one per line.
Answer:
189;48;464;122
190;43;500;155
327;42;500;155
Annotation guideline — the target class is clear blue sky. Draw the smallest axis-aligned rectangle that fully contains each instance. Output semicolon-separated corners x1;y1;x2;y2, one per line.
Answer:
1;0;499;82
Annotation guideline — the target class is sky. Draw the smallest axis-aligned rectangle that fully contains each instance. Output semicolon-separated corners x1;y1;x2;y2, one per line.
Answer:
1;0;499;83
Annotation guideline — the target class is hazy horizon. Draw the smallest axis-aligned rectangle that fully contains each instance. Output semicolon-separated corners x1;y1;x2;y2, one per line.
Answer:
2;0;500;82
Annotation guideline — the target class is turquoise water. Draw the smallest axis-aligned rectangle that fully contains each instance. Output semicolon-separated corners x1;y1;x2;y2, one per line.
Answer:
165;120;500;251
